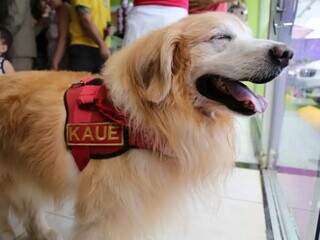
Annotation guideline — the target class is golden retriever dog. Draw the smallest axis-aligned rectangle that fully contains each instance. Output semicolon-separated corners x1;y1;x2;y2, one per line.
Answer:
0;13;292;240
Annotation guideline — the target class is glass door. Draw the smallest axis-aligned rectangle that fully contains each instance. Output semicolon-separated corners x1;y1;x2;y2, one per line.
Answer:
263;0;320;239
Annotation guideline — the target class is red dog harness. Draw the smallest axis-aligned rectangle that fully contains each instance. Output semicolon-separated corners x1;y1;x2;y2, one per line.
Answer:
64;77;152;171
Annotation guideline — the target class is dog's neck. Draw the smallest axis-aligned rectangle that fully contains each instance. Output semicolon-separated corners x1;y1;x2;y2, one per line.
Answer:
103;50;235;179
104;78;234;179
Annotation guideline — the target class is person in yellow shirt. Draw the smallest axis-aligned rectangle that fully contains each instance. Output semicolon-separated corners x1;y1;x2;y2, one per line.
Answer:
69;0;111;73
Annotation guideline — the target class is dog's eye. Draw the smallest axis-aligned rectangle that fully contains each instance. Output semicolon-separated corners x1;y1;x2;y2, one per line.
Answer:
210;34;232;41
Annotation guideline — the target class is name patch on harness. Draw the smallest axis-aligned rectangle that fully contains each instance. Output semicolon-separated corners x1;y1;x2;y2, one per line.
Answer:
67;123;124;146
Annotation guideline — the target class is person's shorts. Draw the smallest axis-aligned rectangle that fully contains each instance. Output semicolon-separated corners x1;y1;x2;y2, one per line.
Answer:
122;5;188;46
69;45;104;73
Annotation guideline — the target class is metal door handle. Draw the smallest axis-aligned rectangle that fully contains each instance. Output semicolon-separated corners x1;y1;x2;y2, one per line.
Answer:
273;20;294;35
274;22;294;28
277;0;285;12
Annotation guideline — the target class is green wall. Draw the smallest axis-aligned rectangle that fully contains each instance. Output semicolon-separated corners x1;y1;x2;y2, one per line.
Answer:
246;0;271;95
111;0;121;6
247;0;271;38
247;0;259;37
258;0;271;39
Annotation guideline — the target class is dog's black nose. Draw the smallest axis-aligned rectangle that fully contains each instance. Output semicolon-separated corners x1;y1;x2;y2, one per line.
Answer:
269;45;294;68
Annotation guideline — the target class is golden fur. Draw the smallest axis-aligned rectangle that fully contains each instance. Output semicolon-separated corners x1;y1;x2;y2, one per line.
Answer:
0;13;286;240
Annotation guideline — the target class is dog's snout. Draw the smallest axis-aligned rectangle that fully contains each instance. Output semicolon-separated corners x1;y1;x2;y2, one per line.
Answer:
269;45;294;68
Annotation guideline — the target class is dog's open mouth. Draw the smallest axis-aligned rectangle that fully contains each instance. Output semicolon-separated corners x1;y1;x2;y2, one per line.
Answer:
196;75;268;116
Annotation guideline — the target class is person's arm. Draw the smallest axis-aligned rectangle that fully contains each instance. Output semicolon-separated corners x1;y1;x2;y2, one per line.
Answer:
3;60;15;74
51;5;69;70
76;5;110;60
190;0;235;9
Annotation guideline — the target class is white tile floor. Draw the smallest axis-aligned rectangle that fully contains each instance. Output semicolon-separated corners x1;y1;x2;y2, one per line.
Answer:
11;168;264;240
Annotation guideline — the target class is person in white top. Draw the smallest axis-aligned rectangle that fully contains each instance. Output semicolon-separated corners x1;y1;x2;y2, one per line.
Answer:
122;0;189;46
0;27;15;74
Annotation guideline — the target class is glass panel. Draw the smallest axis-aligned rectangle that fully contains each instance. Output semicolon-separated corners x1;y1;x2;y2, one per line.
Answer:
275;1;320;239
235;0;271;165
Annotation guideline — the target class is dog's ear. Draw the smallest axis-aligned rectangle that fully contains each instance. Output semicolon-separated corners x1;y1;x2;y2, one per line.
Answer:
133;30;189;103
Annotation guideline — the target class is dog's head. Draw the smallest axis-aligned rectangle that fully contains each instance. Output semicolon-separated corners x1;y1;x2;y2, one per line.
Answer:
108;12;293;119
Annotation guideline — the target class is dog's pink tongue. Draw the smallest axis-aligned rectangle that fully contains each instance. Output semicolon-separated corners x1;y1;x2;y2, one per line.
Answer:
224;81;268;113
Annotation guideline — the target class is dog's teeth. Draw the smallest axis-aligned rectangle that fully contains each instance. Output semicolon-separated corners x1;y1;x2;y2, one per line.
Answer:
216;81;226;90
243;101;254;109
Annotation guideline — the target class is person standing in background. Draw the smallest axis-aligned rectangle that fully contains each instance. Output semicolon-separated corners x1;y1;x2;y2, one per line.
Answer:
46;0;71;70
122;0;188;46
1;0;37;71
121;0;235;47
0;27;15;74
69;0;111;73
32;0;52;70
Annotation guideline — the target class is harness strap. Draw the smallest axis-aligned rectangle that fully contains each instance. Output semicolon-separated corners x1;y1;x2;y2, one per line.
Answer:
65;77;131;171
65;77;158;171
